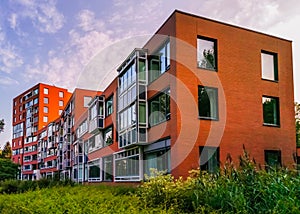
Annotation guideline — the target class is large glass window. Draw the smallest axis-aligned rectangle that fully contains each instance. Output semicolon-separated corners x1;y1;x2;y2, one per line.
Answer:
149;40;170;82
149;88;170;126
200;146;219;173
104;126;113;146
198;86;218;120
115;148;140;181
262;96;280;126
265;150;281;171
106;96;113;116
103;155;113;181
261;51;278;81
144;148;170;176
119;63;136;94
88;159;101;181
197;36;217;70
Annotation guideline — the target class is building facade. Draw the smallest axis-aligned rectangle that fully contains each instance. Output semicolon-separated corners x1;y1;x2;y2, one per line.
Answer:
12;10;296;181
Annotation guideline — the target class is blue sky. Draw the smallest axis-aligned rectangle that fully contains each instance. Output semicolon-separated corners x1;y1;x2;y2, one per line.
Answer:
1;0;300;147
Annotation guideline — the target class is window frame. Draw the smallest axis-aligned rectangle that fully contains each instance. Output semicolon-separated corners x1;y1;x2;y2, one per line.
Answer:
198;86;219;121
148;87;171;127
199;146;220;173
265;150;281;171
261;50;278;82
262;96;280;127
106;95;114;116
197;35;218;71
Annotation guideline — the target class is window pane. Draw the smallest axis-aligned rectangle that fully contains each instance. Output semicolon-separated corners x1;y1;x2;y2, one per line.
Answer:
198;86;218;120
200;146;219;173
139;103;146;123
197;37;216;70
263;97;280;125
261;52;278;81
265;150;281;171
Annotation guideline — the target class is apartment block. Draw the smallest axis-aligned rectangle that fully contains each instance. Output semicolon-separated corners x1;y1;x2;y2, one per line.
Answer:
12;10;296;182
12;83;72;179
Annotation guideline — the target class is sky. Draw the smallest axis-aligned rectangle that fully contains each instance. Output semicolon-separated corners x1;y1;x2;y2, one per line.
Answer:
0;0;300;147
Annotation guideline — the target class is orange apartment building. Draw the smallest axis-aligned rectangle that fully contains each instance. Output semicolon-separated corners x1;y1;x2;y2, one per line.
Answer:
11;83;71;179
12;10;296;181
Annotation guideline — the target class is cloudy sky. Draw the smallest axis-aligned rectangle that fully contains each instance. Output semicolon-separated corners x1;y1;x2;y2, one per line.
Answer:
1;0;300;147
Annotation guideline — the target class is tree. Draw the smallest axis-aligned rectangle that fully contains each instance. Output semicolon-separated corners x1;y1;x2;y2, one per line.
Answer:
296;102;300;147
1;142;12;159
0;119;4;133
200;49;215;70
0;158;19;181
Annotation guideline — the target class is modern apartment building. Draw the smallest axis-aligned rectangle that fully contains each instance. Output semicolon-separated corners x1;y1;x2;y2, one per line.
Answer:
11;83;71;179
12;10;296;182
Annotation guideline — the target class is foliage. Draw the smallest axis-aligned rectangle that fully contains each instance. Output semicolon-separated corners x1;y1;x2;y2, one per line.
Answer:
0;119;4;133
0;185;164;214
1;142;12;159
137;152;300;213
0;159;19;181
296;102;300;147
0;178;75;194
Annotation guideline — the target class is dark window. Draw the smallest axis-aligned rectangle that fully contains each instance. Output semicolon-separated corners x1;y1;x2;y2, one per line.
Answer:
197;36;217;71
198;86;218;120
103;155;113;181
106;96;113;116
263;96;280;126
144;148;170;176
261;50;278;81
149;40;170;82
265;150;281;171
149;88;170;126
104;126;113;146
200;146;219;173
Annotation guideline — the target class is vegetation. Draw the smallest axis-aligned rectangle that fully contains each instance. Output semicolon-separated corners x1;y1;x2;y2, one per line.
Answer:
0;158;19;181
0;141;12;159
296;102;300;147
0;151;299;213
0;119;4;133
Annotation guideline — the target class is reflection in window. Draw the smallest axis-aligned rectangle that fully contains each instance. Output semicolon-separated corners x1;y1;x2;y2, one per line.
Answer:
103;156;113;181
200;146;219;173
144;148;170;176
149;40;170;82
104;126;113;146
149;88;170;126
106;96;113;116
265;150;281;171
197;37;217;70
261;51;278;81
198;86;218;120
263;96;280;126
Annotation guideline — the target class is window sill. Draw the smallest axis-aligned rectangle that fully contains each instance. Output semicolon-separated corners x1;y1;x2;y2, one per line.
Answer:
263;123;280;128
198;116;219;121
197;66;217;72
261;78;278;83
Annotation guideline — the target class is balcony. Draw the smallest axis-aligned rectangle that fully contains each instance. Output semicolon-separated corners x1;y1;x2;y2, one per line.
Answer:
89;116;104;134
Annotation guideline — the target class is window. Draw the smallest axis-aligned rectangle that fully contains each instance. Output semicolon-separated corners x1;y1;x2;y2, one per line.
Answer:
84;96;92;107
104;126;113;146
44;88;49;94
59;100;64;107
44;107;48;113
115;148;140;181
149;88;170;126
19;106;22;112
149;40;170;82
198;86;218;120
197;36;217;70
44;97;49;104
43;116;48;123
88;159;101;182
59;110;63;115
144;148;170;176
106;96;113;116
103;156;113;181
19;115;22;120
59;91;64;98
262;96;280;126
200;146;219;173
33;98;38;105
265;150;281;171
261;51;278;81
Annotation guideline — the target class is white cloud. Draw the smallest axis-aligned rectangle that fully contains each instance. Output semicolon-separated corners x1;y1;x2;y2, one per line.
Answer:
0;44;23;74
0;76;19;86
77;10;104;32
15;0;64;33
8;13;18;30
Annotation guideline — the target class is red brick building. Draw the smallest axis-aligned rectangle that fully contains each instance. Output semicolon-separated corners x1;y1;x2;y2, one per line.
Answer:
12;10;296;181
